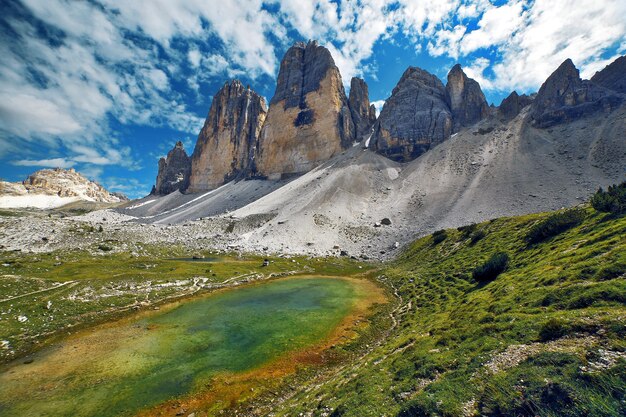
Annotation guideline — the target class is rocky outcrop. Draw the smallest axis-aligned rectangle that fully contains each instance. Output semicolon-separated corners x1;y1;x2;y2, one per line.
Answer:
254;41;354;179
349;77;376;139
0;168;124;203
154;141;191;195
531;59;623;127
499;91;534;119
445;64;489;131
188;80;267;192
369;67;452;162
591;55;626;94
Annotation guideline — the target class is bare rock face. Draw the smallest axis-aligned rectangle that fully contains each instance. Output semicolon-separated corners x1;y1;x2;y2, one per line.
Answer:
370;67;452;162
499;91;534;119
255;41;354;179
154;141;191;195
445;64;489;131
531;59;622;127
349;77;376;139
591;55;626;94
188;80;267;192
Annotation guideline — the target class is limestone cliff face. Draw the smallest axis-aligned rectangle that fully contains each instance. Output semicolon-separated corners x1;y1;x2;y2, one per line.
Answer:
531;59;622;127
349;77;376;139
370;67;452;162
154;141;191;195
254;41;354;179
445;64;489;131
188;80;267;192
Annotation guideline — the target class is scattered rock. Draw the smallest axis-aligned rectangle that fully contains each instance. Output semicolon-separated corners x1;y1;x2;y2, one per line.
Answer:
380;218;392;226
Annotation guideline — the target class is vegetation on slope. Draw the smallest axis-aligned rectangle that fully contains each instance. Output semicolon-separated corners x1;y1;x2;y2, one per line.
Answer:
591;181;626;214
275;206;626;417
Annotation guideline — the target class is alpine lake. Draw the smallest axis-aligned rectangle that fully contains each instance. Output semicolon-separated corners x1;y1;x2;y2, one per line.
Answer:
0;274;385;416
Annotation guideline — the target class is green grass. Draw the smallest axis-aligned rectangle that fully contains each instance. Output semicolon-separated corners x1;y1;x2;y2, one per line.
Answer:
271;206;626;416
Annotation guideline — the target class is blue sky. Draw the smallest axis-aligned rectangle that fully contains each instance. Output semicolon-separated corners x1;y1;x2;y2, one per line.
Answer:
1;0;625;198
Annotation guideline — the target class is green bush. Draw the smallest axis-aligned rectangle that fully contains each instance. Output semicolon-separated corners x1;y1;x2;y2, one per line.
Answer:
458;223;477;237
591;182;626;214
594;263;626;281
539;318;569;341
472;252;509;282
470;229;486;244
432;229;447;244
98;244;112;252
526;209;586;244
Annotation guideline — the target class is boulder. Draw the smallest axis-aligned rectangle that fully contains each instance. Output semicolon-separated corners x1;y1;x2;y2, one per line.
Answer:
254;41;354;179
591;55;626;94
370;67;452;162
445;64;489;131
499;91;534;119
349;77;377;139
531;59;622;128
187;80;267;192
154;141;191;195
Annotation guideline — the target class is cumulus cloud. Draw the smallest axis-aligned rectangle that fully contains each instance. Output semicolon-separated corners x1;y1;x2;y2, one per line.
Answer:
429;0;626;93
1;0;624;190
13;158;75;169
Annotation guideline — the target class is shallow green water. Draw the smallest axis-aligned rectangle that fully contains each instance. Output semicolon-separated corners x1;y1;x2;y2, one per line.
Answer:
0;277;356;417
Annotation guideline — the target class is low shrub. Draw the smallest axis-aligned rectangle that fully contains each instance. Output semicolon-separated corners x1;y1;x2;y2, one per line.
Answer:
470;230;486;244
539;318;569;341
526;209;586;244
591;182;626;214
432;229;447;244
594;263;626;281
472;252;509;282
458;223;477;237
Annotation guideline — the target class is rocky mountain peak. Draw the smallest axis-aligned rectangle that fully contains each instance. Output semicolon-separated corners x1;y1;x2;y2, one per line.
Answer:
369;66;452;162
591;55;626;93
499;91;534;119
154;141;191;195
349;77;376;140
531;58;623;127
187;79;267;192
445;64;489;131
0;167;125;208
255;41;354;179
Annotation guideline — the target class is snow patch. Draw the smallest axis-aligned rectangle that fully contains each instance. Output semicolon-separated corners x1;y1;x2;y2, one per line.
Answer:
0;195;80;209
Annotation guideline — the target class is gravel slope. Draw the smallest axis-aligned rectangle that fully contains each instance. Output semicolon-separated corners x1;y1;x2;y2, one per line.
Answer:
3;105;625;259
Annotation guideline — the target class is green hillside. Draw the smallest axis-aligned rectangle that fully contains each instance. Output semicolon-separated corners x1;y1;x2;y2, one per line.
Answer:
276;206;626;416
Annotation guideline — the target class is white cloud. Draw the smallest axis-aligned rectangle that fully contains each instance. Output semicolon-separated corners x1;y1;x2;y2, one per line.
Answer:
2;0;625;182
428;0;626;93
13;158;75;168
459;1;526;55
188;48;202;68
